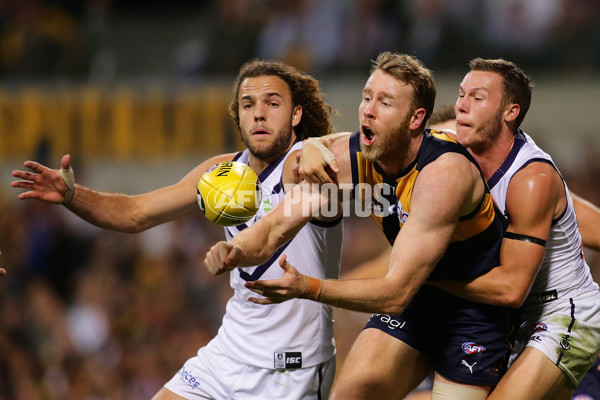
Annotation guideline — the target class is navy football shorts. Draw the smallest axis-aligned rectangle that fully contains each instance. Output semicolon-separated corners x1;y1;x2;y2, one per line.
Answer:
363;286;516;386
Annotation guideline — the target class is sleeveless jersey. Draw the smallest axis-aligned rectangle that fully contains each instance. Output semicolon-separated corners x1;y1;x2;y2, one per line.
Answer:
487;130;598;299
349;130;503;281
208;141;344;369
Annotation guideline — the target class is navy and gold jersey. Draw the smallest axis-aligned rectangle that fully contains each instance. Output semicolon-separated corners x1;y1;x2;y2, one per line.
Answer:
349;129;504;281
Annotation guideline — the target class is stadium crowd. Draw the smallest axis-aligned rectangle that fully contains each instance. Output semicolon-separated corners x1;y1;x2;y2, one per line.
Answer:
0;0;599;80
1;0;600;399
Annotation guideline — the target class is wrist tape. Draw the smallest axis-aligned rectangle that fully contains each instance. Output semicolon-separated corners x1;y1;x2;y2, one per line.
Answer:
304;137;336;164
59;166;75;204
305;276;323;301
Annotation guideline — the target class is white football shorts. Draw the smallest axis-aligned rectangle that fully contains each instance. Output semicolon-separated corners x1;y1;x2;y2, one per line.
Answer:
509;289;600;388
163;342;336;399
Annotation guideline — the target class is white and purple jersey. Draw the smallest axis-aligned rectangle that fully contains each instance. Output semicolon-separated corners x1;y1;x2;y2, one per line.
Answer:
488;130;597;300
491;130;600;387
207;141;343;370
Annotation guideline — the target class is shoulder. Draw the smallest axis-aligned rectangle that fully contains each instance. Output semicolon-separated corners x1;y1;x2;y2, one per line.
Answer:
509;161;561;195
507;161;563;203
415;150;484;216
330;132;352;159
422;151;478;182
182;153;237;185
504;161;565;234
506;161;565;221
428;128;458;142
418;131;471;166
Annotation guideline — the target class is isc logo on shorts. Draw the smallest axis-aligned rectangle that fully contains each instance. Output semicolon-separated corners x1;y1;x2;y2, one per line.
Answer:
274;352;302;369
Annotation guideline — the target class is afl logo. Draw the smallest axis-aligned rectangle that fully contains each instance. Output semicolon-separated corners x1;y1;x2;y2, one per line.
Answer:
462;342;486;355
206;163;219;173
534;323;548;333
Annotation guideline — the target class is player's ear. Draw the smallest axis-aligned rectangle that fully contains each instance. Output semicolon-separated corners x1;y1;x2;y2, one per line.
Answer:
410;108;427;130
504;103;520;123
292;105;302;128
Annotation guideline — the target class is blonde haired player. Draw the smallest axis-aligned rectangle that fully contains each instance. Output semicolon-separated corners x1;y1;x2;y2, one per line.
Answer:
12;60;344;399
205;52;517;400
337;103;459;400
296;59;600;400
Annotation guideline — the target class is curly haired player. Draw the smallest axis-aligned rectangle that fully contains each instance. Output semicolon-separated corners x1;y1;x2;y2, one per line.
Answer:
12;60;344;400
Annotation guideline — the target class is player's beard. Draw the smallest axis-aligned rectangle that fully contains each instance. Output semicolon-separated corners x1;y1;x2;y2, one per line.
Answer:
241;124;295;162
360;112;411;164
464;108;504;154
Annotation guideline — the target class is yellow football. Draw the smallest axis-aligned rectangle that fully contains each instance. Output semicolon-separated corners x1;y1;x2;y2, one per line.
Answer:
197;161;262;226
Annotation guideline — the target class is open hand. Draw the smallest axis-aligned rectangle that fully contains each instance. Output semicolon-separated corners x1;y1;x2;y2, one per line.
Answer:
244;255;309;304
12;154;73;204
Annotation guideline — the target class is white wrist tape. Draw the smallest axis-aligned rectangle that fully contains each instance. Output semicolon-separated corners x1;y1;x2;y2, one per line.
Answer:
304;137;336;164
59;166;75;204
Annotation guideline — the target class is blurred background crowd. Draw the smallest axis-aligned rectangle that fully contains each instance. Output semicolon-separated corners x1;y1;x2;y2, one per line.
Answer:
0;0;599;80
0;0;599;399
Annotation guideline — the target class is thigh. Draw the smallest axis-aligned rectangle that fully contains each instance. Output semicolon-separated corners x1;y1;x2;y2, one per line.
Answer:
331;328;432;400
489;347;571;400
431;373;491;400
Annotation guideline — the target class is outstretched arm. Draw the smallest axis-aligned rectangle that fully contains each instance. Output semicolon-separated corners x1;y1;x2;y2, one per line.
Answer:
245;152;481;314
203;178;335;275
12;153;234;233
572;193;600;251
204;135;353;276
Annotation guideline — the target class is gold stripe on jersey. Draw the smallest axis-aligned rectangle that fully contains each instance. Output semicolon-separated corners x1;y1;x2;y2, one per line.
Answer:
349;130;503;280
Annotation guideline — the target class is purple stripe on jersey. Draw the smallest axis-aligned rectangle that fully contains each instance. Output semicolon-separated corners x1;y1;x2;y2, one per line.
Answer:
487;129;526;189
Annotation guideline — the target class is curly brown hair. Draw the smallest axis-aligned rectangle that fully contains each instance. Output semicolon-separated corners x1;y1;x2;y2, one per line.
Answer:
229;59;336;140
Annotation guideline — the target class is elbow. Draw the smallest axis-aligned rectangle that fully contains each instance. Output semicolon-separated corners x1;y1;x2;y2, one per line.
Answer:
127;206;154;234
121;225;146;234
119;216;149;234
381;292;412;315
386;304;408;315
509;294;527;308
497;292;527;308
